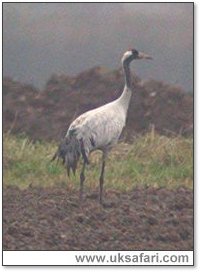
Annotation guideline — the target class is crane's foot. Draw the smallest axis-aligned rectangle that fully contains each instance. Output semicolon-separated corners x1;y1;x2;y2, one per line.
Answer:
79;189;83;203
99;192;104;205
102;201;116;209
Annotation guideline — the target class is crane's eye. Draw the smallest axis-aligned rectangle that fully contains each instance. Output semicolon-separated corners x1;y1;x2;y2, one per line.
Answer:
131;49;138;56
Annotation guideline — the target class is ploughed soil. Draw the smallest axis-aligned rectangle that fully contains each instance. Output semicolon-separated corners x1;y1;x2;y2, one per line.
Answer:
3;186;193;251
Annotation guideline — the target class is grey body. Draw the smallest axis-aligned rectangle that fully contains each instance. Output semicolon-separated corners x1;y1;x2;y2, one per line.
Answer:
52;48;152;204
67;91;130;154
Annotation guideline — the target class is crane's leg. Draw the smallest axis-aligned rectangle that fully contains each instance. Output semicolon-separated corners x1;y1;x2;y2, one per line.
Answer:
99;151;107;204
80;162;86;201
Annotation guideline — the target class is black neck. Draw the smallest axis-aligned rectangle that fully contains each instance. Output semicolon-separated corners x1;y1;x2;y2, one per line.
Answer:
122;61;132;89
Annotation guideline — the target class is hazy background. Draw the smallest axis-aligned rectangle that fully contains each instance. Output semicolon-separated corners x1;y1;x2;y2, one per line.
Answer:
3;3;193;91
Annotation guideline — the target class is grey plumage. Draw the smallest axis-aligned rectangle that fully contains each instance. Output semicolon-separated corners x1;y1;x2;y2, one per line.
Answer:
52;48;152;203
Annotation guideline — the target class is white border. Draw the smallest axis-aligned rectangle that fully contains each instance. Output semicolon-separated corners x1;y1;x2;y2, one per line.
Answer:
3;251;194;266
2;1;197;270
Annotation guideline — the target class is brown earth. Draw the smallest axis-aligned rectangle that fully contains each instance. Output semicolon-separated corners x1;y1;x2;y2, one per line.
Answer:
3;67;193;142
3;186;193;251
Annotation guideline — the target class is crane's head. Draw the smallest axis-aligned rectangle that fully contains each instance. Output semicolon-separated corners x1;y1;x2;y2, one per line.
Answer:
122;48;152;64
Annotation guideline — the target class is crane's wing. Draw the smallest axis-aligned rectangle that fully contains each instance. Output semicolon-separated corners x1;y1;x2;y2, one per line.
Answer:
67;103;125;153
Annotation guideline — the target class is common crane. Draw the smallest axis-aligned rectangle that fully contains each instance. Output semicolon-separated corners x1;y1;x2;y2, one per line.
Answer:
52;48;152;204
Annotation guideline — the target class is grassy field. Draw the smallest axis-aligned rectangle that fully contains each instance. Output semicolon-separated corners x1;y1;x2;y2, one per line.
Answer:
3;132;193;191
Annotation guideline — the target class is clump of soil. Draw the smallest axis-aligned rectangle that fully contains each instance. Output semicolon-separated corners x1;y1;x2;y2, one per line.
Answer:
3;186;193;250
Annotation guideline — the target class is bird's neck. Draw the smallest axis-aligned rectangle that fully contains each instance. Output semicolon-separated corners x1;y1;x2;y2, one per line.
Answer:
123;61;132;89
117;61;133;112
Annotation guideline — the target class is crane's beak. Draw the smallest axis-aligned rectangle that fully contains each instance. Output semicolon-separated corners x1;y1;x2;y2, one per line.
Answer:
138;52;153;60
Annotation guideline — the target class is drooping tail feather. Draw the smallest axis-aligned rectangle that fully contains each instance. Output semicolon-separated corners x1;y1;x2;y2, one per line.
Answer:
51;136;89;176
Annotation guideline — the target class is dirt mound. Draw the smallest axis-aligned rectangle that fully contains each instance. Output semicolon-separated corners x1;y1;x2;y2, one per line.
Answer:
3;186;193;250
3;67;193;142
